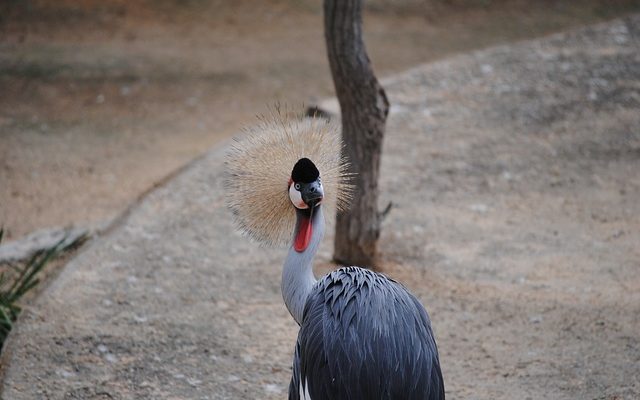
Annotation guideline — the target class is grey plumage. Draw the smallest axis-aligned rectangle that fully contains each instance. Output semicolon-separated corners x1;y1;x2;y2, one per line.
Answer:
289;266;445;400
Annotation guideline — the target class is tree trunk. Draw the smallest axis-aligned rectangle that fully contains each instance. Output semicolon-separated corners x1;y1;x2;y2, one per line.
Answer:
324;0;389;269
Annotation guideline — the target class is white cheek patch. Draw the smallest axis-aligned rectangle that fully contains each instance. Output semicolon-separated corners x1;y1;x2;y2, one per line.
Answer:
289;184;308;209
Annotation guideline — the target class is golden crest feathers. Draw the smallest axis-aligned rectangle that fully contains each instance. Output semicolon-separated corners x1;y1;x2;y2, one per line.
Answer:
225;109;353;246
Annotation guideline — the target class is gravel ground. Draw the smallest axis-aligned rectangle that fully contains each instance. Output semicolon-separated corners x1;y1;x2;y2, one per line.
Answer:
1;15;639;399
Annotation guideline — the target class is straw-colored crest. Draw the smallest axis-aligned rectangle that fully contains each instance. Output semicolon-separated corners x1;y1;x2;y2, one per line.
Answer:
225;110;353;246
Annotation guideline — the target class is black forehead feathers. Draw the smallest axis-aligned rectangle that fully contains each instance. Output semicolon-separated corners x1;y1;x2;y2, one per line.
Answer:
291;158;320;183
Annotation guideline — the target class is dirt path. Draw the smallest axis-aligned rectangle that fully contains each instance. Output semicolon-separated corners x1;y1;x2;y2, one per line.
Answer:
2;0;639;240
2;15;639;399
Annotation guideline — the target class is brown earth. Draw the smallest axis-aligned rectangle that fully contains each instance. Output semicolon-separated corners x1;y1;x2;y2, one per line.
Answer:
1;12;639;400
2;0;639;240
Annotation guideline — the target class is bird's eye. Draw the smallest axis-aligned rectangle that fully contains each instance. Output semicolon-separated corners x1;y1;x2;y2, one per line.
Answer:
294;183;301;190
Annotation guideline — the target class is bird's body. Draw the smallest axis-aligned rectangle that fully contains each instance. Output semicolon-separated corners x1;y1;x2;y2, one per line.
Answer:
226;113;444;400
283;205;444;400
291;266;444;400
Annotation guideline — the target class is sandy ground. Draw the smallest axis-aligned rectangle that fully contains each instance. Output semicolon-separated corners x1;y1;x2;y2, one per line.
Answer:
1;14;639;399
2;0;639;240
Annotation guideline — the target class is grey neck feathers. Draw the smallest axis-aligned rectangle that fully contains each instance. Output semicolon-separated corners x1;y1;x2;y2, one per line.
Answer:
282;206;324;325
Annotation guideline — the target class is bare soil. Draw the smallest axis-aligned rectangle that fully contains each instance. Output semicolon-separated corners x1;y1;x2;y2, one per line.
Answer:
0;3;639;400
2;0;639;240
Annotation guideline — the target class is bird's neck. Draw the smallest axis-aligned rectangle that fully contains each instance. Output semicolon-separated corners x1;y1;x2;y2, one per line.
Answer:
282;206;324;325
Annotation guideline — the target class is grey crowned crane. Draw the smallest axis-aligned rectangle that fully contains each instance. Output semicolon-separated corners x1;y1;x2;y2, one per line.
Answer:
226;112;444;400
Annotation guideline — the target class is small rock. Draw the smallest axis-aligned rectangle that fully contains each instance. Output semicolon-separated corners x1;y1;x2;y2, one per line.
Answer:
529;315;543;324
133;315;148;323
481;64;493;74
264;383;282;394
469;203;489;213
56;369;75;378
0;226;89;264
242;354;253;363
609;230;624;239
187;377;202;387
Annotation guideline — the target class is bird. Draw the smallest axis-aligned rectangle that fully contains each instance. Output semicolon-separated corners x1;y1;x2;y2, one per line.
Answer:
226;110;445;400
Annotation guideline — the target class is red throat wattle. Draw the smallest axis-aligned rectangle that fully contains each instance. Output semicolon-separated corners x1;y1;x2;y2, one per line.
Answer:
294;214;312;252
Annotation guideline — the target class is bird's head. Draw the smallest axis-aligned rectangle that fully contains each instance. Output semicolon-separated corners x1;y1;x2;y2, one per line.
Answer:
225;109;352;247
288;158;324;252
289;158;324;211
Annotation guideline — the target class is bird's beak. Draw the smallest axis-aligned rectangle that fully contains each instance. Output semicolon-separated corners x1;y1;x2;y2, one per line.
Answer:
293;179;323;253
301;180;324;209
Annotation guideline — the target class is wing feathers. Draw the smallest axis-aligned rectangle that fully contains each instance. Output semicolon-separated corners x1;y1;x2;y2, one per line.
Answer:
289;267;445;400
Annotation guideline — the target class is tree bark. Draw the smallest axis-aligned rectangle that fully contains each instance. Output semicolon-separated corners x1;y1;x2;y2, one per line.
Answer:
324;0;389;269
